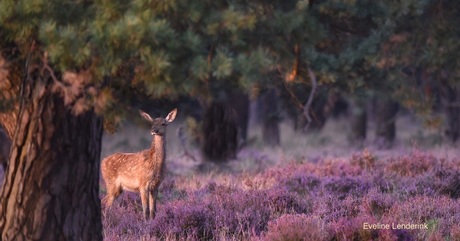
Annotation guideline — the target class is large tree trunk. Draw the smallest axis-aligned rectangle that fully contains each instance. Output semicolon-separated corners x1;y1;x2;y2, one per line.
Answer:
0;54;20;173
374;97;398;149
0;75;103;239
202;101;238;162
349;98;367;147
262;89;280;146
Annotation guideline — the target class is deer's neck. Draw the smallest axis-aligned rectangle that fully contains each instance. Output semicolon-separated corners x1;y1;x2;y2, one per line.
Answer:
147;135;166;172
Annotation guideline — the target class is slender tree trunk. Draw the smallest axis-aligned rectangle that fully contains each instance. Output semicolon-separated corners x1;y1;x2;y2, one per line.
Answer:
440;81;460;143
349;98;367;146
228;90;249;143
0;77;103;239
202;101;237;162
297;89;327;132
374;97;398;149
262;89;280;146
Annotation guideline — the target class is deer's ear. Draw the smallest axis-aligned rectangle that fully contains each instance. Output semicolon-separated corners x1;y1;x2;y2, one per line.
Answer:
165;108;177;123
139;110;153;123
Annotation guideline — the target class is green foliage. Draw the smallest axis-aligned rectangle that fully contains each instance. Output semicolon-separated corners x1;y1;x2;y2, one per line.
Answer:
0;0;457;120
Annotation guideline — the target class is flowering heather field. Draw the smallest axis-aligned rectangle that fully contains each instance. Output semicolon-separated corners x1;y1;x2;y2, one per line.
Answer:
98;117;460;241
0;117;457;240
101;149;460;241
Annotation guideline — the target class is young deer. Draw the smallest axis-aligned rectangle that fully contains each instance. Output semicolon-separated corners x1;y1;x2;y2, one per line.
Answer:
101;108;177;219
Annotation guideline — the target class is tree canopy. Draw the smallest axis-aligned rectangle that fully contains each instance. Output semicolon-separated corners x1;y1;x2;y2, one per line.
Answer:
2;0;447;117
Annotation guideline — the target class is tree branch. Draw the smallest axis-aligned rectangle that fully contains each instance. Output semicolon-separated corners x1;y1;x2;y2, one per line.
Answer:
303;68;317;131
280;76;304;110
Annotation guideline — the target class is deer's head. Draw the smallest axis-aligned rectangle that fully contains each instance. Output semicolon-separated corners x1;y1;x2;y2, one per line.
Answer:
140;109;177;136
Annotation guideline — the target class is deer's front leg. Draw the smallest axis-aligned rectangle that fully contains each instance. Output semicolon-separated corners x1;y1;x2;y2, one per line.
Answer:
149;188;158;219
140;189;149;220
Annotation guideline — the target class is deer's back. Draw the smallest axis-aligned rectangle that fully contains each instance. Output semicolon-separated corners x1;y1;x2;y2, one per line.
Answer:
101;152;145;177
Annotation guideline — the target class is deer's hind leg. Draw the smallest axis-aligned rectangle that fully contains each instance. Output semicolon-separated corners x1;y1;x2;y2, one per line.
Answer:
102;181;122;207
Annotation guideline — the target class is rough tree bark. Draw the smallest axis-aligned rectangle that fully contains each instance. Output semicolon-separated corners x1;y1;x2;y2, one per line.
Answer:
374;97;399;149
0;55;103;240
0;55;16;172
0;55;19;139
202;101;238;162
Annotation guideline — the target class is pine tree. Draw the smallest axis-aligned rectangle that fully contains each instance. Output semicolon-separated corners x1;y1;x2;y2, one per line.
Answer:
373;0;460;142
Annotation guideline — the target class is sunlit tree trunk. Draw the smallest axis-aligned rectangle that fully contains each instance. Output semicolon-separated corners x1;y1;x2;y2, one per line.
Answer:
0;55;19;140
0;71;103;240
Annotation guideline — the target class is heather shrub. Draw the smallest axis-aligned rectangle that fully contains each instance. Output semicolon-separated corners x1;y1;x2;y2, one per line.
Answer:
382;196;460;239
322;175;371;199
147;184;311;240
159;178;188;202
277;173;321;195
350;149;377;170
395;175;438;197
264;187;311;214
149;200;214;240
319;159;363;176
263;214;330;241
435;169;460;198
102;199;145;239
384;152;438;177
313;195;362;222
329;215;378;241
243;161;317;191
361;189;396;218
371;174;394;193
377;228;415;241
211;188;272;237
450;224;460;240
210;186;310;236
